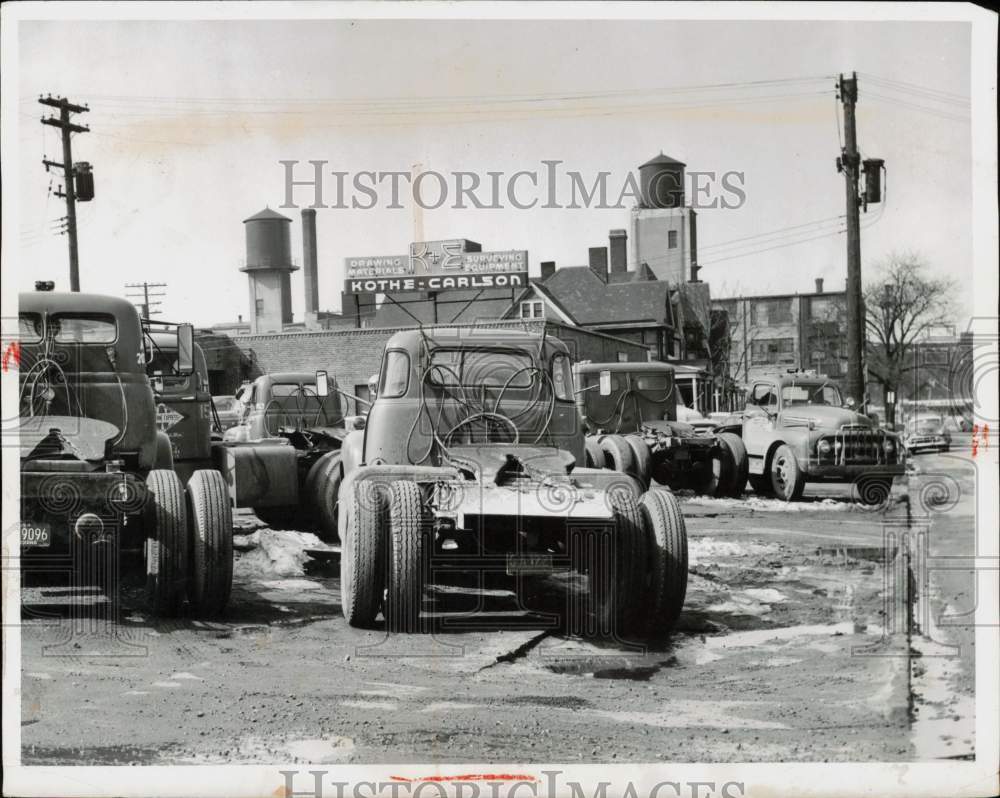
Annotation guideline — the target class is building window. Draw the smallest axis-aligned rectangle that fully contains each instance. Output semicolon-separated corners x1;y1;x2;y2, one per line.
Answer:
751;298;793;326
520;300;544;319
255;298;264;317
751;337;795;365
667;230;678;249
617;352;629;363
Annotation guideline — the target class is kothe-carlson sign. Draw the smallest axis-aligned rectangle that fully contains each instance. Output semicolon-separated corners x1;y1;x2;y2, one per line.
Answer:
344;239;528;294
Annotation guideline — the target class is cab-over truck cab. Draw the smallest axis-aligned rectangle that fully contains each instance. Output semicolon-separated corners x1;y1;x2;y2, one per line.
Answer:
336;327;689;639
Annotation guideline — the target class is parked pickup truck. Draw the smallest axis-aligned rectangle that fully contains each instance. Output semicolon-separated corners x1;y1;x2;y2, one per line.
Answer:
717;370;904;503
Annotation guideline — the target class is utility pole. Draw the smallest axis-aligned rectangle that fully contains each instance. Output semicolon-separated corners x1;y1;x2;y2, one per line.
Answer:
125;282;167;318
40;95;90;292
837;72;864;407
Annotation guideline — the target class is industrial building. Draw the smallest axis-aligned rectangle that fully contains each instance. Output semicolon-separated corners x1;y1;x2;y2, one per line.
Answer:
711;279;848;386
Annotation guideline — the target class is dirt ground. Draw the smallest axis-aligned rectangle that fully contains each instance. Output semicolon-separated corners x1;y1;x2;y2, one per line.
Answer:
18;452;978;765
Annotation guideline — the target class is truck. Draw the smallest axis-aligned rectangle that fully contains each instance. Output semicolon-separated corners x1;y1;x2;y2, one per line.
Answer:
335;327;689;639
223;371;354;539
18;288;233;616
718;369;905;502
572;361;748;498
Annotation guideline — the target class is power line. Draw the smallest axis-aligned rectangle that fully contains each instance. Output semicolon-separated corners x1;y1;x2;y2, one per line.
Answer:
698;226;847;267
857;72;969;104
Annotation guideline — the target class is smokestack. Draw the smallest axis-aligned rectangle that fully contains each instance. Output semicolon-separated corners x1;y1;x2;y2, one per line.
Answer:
588;247;608;283
540;261;556;281
302;209;319;314
609;229;627;275
815;277;824;294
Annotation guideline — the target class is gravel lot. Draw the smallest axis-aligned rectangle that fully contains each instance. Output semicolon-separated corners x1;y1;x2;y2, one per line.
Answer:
19;452;977;764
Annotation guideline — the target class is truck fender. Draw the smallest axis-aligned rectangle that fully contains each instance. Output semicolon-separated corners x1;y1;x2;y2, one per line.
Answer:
339;430;365;479
211;441;299;508
154;430;174;470
571;466;645;501
337;464;460;542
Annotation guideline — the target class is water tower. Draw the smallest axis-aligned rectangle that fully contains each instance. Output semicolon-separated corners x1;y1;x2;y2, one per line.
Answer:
630;152;698;284
639;152;686;209
241;207;298;334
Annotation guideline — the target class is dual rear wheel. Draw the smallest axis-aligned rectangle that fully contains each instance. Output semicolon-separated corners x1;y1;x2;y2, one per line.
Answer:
144;469;233;617
339;479;688;639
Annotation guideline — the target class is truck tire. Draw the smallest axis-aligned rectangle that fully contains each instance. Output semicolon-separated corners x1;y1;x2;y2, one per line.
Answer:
624;434;652;487
717;432;749;498
770;444;806;502
384;481;427;633
600;434;636;476
187;470;234;616
306;451;343;543
640;489;688;635
693;443;732;497
144;469;188;616
340;480;387;628
584;437;604;469
577;490;646;638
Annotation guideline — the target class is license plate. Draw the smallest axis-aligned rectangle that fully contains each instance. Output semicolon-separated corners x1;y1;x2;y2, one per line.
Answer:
506;553;555;575
21;521;51;548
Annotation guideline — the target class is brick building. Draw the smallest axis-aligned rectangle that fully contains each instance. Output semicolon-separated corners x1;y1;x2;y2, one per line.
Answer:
712;279;848;386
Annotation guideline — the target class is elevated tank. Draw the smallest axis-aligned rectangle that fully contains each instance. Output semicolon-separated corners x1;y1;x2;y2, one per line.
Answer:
639;152;686;209
242;207;295;271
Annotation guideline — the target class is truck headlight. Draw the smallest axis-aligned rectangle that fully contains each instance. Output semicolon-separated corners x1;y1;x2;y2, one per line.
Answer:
817;439;832;455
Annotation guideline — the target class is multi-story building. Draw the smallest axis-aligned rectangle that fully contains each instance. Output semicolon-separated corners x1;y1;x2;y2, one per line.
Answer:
712;279;848;387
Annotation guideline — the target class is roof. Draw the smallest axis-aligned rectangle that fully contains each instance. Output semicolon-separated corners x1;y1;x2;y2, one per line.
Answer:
537;266;671;326
243;207;292;224
20;291;141;320
639;152;686;168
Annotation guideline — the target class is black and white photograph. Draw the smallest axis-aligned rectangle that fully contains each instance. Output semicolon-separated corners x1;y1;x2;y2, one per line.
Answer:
1;3;997;797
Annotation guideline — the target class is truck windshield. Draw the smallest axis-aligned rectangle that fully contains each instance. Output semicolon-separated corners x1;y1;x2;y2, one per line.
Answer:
429;349;535;388
52;314;117;343
782;383;842;407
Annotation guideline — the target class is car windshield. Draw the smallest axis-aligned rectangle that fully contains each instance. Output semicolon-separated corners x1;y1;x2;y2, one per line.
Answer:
781;382;842;407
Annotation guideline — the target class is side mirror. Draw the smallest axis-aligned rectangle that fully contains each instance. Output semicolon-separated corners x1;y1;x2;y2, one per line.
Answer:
599;370;612;396
368;374;379;399
845;396;856;408
315;370;329;397
176;324;194;375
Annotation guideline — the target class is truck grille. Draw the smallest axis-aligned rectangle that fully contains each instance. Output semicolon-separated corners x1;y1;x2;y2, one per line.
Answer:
828;428;892;465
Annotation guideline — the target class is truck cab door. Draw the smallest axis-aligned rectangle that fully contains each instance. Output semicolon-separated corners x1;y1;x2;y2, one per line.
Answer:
743;382;777;474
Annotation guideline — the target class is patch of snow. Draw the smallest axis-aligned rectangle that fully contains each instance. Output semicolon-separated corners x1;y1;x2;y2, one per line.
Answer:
152;681;181;689
743;588;787;603
259;579;323;591
26;672;52;680
170;672;203;681
594;700;787;730
688;538;779;565
340;700;398;710
284;737;355;763
421;702;479;712
235;529;328;578
685;495;852;512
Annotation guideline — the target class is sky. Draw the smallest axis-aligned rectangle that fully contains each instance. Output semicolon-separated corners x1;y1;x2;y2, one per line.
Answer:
13;15;975;327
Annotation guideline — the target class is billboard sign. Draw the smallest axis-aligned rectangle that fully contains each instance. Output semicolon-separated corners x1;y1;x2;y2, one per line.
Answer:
344;240;528;294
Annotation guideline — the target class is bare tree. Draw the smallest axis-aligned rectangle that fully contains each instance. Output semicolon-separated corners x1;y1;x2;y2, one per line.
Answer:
864;252;956;427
